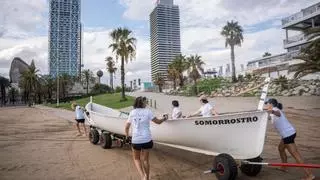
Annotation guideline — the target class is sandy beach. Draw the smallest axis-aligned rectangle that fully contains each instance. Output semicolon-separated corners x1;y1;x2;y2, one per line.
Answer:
0;96;319;180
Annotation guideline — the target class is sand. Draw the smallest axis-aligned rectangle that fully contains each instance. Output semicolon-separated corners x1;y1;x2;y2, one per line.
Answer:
0;96;319;180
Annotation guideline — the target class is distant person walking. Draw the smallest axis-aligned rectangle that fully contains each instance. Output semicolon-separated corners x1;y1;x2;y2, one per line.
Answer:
265;98;315;180
124;96;168;180
188;95;218;117
71;102;87;136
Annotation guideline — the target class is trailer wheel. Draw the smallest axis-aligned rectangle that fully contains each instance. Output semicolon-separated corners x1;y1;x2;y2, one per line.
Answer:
100;133;112;149
240;156;263;177
89;129;99;145
213;153;238;180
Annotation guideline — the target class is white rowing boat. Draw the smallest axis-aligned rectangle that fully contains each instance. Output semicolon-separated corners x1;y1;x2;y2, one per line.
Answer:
85;78;271;160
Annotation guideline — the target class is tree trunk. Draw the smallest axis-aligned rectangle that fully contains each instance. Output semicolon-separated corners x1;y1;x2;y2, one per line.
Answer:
179;74;184;87
121;57;126;100
158;85;162;93
0;86;4;106
193;79;197;95
110;72;114;92
86;79;89;95
173;79;176;90
230;44;236;82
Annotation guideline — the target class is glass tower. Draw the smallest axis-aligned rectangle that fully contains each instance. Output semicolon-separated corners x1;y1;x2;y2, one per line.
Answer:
150;0;181;81
49;0;81;77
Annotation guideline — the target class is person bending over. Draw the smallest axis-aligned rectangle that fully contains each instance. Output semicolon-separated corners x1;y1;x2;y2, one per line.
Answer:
124;96;168;180
265;98;315;180
71;102;87;136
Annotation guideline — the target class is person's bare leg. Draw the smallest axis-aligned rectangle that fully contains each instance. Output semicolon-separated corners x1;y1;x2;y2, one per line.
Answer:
82;123;87;136
132;149;145;180
76;122;82;135
286;143;315;180
278;140;288;172
141;149;150;180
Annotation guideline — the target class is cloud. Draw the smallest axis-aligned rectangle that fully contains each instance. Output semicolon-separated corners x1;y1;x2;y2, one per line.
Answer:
117;0;319;73
0;0;47;38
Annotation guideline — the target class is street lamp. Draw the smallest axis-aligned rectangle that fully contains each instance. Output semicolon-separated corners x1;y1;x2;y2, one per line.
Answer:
56;60;59;107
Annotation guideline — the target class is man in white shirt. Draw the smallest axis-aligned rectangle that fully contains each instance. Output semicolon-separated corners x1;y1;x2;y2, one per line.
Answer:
171;100;182;120
187;95;218;118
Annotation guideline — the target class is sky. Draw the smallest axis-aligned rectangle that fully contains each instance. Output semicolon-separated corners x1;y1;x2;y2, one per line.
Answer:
0;0;318;86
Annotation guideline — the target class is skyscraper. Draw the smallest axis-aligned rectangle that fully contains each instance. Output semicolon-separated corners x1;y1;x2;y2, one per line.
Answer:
150;0;181;82
49;0;81;77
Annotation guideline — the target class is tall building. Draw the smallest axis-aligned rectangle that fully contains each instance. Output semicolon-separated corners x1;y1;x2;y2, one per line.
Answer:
150;0;181;82
49;0;82;77
246;2;320;79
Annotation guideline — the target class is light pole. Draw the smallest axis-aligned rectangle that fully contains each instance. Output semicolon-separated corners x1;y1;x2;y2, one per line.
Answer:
56;61;59;107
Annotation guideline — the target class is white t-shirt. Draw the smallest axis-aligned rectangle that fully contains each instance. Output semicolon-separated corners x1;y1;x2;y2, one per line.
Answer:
128;108;155;144
200;103;213;117
75;105;85;119
270;107;296;138
171;107;182;120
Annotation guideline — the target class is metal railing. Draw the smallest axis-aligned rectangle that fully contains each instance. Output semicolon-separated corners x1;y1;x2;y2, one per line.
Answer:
282;3;320;26
283;34;311;46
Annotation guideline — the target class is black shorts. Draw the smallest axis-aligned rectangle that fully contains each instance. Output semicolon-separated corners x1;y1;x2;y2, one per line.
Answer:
75;119;85;123
132;140;153;150
283;133;296;144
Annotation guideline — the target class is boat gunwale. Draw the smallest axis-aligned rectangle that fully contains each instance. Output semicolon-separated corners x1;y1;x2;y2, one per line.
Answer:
87;102;267;121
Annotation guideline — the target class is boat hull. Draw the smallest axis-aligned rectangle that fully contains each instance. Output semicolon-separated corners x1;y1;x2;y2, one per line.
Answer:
85;103;269;160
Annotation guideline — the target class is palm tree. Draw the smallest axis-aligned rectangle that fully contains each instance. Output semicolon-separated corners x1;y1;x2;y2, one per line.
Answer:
58;74;73;98
8;87;18;105
82;69;95;95
43;75;55;100
186;54;205;84
290;27;320;79
0;76;10;106
171;54;187;87
20;60;39;105
167;64;179;90
105;56;117;92
109;27;136;101
263;52;272;57
221;20;244;82
186;55;205;95
154;73;165;93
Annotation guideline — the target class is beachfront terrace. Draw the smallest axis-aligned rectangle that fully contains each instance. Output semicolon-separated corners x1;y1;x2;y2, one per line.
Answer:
246;50;301;71
283;33;312;49
282;2;320;28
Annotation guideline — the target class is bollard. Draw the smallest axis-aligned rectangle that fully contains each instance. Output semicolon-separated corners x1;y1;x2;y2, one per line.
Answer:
150;99;153;107
154;100;157;109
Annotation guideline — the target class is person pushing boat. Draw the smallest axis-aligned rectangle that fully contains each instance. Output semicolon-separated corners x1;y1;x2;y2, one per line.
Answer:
71;102;87;136
187;95;218;118
124;96;168;180
265;98;315;180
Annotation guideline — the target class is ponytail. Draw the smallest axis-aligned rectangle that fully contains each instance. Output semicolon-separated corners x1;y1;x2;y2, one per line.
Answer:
266;98;283;110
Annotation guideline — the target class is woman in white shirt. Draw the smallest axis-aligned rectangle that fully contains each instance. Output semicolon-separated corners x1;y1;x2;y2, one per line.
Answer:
171;100;182;119
265;98;315;180
124;96;168;180
188;95;218;118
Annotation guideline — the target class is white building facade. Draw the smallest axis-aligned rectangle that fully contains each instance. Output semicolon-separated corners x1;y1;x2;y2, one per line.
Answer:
246;2;320;79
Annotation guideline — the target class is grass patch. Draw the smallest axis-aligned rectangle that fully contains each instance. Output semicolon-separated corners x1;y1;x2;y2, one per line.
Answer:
45;93;134;111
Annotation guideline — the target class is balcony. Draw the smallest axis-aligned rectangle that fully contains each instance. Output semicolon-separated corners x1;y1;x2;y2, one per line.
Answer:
282;2;320;27
283;33;311;48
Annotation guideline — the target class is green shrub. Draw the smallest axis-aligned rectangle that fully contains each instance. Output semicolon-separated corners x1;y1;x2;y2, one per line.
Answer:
197;78;225;94
115;86;122;93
